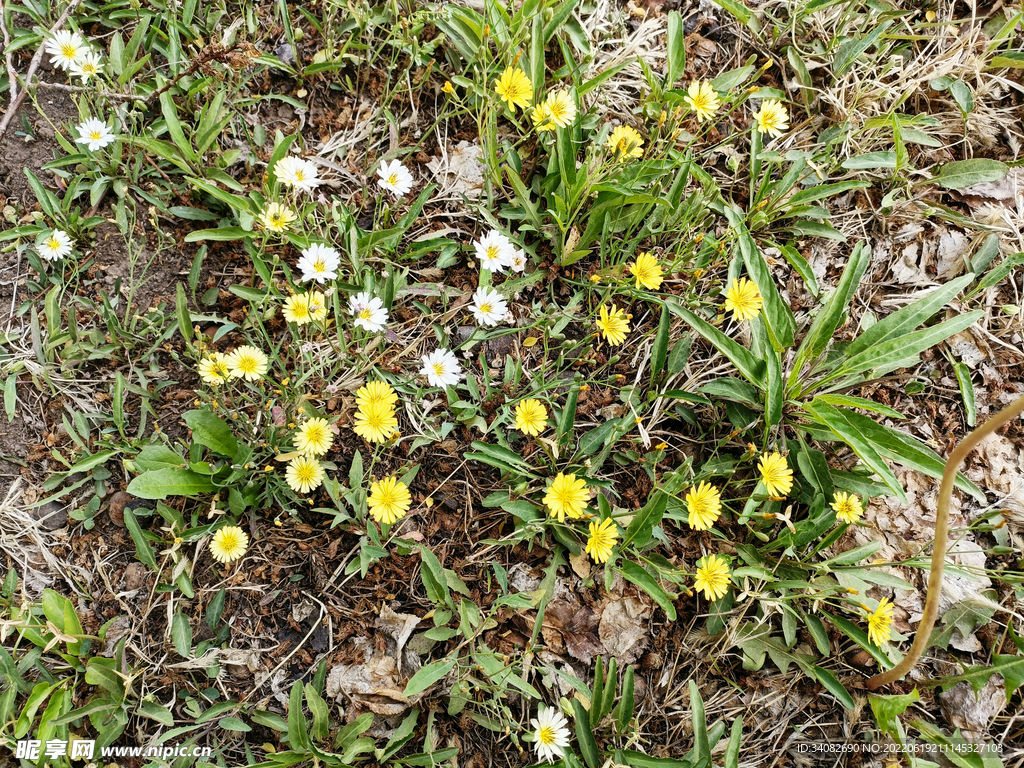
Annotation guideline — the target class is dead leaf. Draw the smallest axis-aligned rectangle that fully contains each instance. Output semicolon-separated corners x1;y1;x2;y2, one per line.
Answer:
598;591;651;664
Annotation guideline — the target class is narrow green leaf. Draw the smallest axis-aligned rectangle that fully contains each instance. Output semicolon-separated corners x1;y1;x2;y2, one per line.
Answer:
572;699;600;768
620;561;676;620
935;159;1008;190
404;658;455;696
171;612;192;657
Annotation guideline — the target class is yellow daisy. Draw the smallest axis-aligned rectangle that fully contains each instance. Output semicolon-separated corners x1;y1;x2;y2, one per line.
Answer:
286;455;325;494
605;125;644;161
210;526;249;564
627;252;663;290
494;66;533;111
753;99;789;138
294;417;333;456
585;518;618;564
226;345;269;381
352;401;398;443
367;475;412;525
723;277;763;322
258;202;297;233
595;304;631;346
758;452;793;499
514;399;548;437
693;555;730;601
831;492;864;524
198;353;231;385
355;380;398;411
866;597;894;646
306;291;328;323
282;293;312;325
543;472;589;523
683;80;721;122
531;101;552;131
685;481;722;531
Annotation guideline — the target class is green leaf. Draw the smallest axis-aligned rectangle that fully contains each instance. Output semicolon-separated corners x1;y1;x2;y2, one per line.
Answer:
134;445;186;471
404;658;456;696
622;489;668;549
572;699;600;768
689;680;709;765
618;665;635;731
183;227;253;243
664;299;765;384
183;409;238;457
219;716;251;732
942;655;1024;699
729;210;795;350
287;681;309;750
823;611;896;670
4;375;16;422
832;20;892;76
651;305;671;379
788;180;871;206
138;699;175;726
620;561;676;620
841;152;898;170
123;508;158;569
953;362;977;427
127;467;217;499
171;612;192;657
808;665;855;709
175;284;193;343
935;159;1008;190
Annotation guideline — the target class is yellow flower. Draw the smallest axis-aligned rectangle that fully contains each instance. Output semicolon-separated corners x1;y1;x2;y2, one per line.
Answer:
685;481;722;531
494;66;532;111
352;401;398;443
596;304;631;346
723;277;763;321
294;417;333;456
683;80;721;122
368;475;412;525
356;380;398;411
442;81;455;95
693;555;731;601
534;89;576;132
226;345;269;381
515;399;548;436
282;293;312;325
627;252;663;290
307;291;328;323
831;492;863;524
198;353;231;385
753;99;789;138
758;452;793;498
258;202;297;232
543;472;589;522
210;526;249;564
585;518;618;563
286;455;324;494
605;125;644;161
531;101;552;131
866;597;894;646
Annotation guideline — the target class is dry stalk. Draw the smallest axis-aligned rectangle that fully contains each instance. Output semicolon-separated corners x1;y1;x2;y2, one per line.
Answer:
865;393;1024;689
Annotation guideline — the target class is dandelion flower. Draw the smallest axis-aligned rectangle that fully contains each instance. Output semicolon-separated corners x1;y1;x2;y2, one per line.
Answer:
540;89;576;130
693;555;731;601
596;304;631;346
356;380;398;411
758;451;793;498
275;156;320;192
474;230;514;273
282;293;312;325
286;455;325;494
38;229;72;261
530;707;571;764
259;202;297;233
606;125;644;161
226;345;269;381
349;292;388;332
866;597;894;646
69;50;103;82
47;30;87;69
294;417;333;456
586;517;618;564
198;352;231;385
494;66;533;112
470;286;508;327
530;101;553;131
543;472;589;523
753;99;790;138
376;159;413;198
367;475;412;525
210;526;249;564
352;400;398;443
75;118;116;151
509;249;527;272
723;277;762;322
420;348;463;388
831;492;863;524
297;244;340;284
515;399;548;437
685;481;722;531
628;252;663;290
684;80;721;122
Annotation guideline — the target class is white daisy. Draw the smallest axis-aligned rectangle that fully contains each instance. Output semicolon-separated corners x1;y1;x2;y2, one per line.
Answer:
275;156;320;192
376;159;413;198
75;118;116;151
349;291;388;332
469;286;508;327
530;706;571;764
509;248;527;272
38;230;72;261
474;230;514;273
46;31;87;70
297;244;340;283
69;50;103;82
420;348;463;388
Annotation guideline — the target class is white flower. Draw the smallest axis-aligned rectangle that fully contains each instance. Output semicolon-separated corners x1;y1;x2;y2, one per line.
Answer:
530;707;571;764
376;159;413;198
297;244;340;283
420;348;462;388
474;230;514;273
275;156;320;192
75;118;116;151
46;30;87;70
349;291;388;332
509;248;527;272
469;286;508;327
38;230;72;261
69;50;103;82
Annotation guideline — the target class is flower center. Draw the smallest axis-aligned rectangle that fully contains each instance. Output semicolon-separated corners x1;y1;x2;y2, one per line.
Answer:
90;131;103;140
295;170;305;181
360;309;373;320
313;259;326;272
61;44;76;58
47;238;60;249
387;173;399;185
479;302;492;314
486;246;500;260
432;363;446;377
297;465;315;482
537;726;556;745
238;357;256;373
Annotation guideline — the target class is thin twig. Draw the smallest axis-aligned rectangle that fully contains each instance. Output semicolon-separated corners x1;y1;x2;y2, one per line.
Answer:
0;0;18;103
35;79;146;101
0;0;84;139
865;394;1024;690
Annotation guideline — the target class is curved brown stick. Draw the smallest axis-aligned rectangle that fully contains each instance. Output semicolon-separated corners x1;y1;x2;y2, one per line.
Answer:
866;394;1024;690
